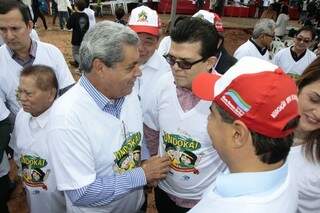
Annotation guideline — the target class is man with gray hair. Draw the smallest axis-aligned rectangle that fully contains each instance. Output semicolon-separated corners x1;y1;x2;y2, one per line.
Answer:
233;18;275;61
47;21;170;213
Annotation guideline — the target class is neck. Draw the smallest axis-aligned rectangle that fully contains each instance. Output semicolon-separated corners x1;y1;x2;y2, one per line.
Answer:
85;73;115;100
253;38;265;49
14;39;32;61
292;46;305;56
228;158;284;173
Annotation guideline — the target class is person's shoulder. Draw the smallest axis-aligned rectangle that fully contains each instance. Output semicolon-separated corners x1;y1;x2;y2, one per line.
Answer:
275;46;290;56
37;40;61;52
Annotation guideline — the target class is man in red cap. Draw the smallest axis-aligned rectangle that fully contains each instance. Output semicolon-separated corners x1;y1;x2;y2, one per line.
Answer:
189;56;299;213
128;5;171;111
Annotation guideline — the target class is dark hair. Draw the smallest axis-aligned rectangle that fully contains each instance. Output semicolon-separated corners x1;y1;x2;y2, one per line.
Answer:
20;65;58;94
84;0;90;8
75;0;87;11
216;105;297;164
0;0;32;24
115;7;125;20
170;17;220;58
295;26;316;40
296;57;320;163
280;5;288;15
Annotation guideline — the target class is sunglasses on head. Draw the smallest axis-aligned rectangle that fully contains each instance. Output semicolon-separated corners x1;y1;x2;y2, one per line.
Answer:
295;36;311;43
163;54;206;69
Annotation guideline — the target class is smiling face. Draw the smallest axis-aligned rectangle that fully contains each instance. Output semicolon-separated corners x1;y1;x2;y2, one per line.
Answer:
293;30;313;53
94;44;141;99
137;32;158;64
0;8;32;53
298;80;320;133
169;41;216;89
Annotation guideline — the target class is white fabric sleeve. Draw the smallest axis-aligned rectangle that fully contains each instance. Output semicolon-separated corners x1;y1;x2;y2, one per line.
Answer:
0;99;9;121
47;115;96;190
142;83;160;131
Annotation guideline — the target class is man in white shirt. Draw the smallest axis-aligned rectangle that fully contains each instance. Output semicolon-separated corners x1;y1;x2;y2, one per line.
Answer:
128;6;171;112
273;26;317;79
10;65;66;213
0;0;75;116
234;18;275;61
143;17;226;212
83;0;96;29
47;21;170;213
189;57;299;213
0;100;10;213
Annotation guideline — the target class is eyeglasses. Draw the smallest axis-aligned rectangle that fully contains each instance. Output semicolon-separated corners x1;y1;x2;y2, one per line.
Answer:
295;36;311;43
163;54;205;69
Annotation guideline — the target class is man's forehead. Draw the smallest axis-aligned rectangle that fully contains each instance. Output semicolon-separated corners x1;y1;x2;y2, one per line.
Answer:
170;41;202;59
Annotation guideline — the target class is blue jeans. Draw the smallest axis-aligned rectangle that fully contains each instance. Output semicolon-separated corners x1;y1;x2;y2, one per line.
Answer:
58;11;69;29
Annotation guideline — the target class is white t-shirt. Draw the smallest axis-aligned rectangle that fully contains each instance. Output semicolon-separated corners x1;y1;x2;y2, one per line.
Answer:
9;107;66;213
157;36;172;57
234;39;271;61
83;8;96;29
189;167;297;213
0;99;10;178
288;145;320;213
135;50;171;114
0;40;75;116
144;72;226;200
275;14;289;37
273;47;317;77
47;83;144;213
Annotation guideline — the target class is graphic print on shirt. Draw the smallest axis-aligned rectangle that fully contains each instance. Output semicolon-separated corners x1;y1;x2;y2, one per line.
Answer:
20;155;50;190
162;131;201;174
113;131;142;174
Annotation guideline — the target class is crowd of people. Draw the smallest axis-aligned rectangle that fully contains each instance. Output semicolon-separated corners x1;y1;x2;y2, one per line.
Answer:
0;0;319;213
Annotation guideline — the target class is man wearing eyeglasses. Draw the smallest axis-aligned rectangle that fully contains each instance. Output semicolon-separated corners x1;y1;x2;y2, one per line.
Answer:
234;18;275;61
273;26;317;79
143;17;226;212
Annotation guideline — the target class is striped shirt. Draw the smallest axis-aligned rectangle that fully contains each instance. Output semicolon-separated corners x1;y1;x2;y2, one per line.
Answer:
65;75;147;207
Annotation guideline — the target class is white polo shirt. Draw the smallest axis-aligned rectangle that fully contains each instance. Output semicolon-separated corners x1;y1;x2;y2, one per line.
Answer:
0;100;10;178
135;50;171;113
47;83;144;213
273;47;317;77
144;72;226;200
234;39;271;61
9;107;66;213
0;41;75;116
288;145;320;213
189;163;297;213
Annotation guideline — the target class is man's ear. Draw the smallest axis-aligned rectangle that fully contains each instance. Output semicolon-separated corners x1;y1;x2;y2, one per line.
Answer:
205;56;217;71
26;20;33;31
231;120;251;148
91;58;110;77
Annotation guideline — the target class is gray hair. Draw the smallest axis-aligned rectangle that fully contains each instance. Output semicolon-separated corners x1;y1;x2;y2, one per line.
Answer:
79;21;139;73
252;19;275;39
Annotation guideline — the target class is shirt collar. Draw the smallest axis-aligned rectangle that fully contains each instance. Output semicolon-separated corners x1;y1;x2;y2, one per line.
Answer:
215;162;288;197
29;106;52;129
249;38;267;56
140;50;162;70
6;39;37;59
79;75;114;110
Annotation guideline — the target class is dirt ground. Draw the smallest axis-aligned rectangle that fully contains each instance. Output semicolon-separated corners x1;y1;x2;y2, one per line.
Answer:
6;14;299;213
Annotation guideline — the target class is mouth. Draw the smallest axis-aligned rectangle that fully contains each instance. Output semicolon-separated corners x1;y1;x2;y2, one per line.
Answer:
304;113;320;125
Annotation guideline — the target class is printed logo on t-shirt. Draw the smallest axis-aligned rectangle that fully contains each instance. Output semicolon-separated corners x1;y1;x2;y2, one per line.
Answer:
113;132;142;174
20;155;50;190
162;131;201;174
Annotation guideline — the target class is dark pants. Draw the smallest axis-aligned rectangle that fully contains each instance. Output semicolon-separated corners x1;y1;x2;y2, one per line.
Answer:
33;7;48;29
154;187;190;213
0;174;10;213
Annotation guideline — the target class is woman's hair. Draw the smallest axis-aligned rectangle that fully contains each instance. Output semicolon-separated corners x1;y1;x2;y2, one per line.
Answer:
296;57;320;163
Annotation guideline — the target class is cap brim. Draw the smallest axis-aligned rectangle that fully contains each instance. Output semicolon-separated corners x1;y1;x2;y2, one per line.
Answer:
192;72;220;101
130;25;159;36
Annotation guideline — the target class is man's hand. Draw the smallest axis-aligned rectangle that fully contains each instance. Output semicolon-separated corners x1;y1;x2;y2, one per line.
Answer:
141;156;170;184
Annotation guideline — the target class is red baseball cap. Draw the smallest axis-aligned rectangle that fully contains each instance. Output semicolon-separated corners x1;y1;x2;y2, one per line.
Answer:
128;6;161;36
192;57;299;138
192;10;224;32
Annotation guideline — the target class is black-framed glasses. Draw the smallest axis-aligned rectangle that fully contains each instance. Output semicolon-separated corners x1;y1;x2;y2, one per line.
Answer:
295;36;311;43
163;54;206;69
263;33;275;39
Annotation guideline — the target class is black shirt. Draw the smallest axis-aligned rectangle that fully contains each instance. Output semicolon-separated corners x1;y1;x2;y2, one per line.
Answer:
67;12;89;46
